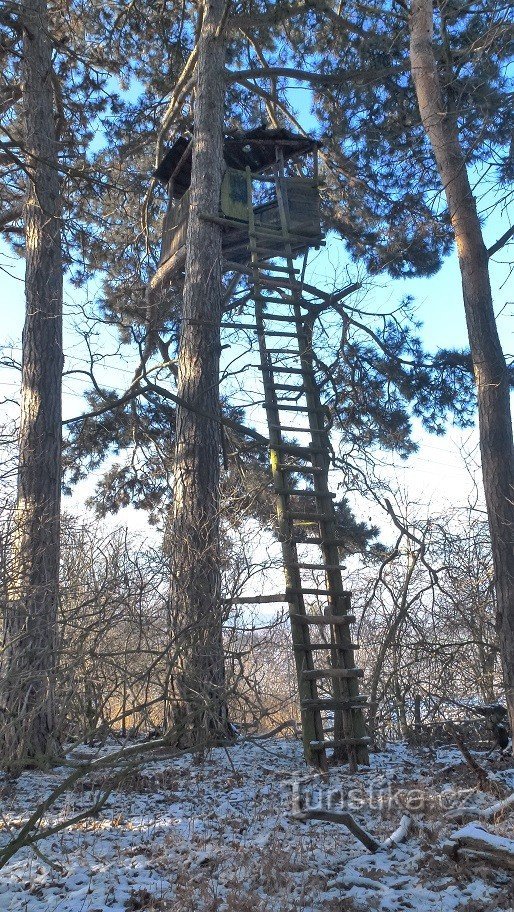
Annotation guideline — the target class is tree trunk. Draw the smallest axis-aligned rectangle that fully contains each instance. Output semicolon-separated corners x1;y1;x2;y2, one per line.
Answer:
168;0;230;745
409;0;514;736
0;0;63;767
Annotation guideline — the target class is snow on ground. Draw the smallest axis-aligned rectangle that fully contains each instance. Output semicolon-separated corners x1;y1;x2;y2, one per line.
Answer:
1;737;513;911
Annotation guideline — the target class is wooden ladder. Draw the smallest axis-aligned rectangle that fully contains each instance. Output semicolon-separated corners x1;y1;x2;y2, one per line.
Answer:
243;166;370;770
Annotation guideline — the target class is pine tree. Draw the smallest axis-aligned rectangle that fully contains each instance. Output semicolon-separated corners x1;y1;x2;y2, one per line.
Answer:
409;0;514;740
0;0;63;766
166;0;232;744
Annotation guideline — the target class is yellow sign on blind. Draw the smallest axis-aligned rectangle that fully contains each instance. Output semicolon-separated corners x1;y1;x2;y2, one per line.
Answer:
220;168;249;221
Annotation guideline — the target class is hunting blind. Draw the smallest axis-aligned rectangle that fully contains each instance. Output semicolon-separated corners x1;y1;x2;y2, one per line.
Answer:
153;127;371;770
154;127;322;277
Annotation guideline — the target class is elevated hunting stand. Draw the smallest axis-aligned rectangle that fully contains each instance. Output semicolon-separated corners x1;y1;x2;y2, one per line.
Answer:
152;127;370;770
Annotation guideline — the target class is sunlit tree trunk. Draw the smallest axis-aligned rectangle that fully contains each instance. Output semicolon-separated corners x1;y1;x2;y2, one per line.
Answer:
0;0;63;766
169;0;230;745
410;0;514;737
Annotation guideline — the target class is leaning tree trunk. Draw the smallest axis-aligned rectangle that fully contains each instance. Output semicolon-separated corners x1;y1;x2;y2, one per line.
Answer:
168;0;230;745
0;0;63;767
410;0;514;735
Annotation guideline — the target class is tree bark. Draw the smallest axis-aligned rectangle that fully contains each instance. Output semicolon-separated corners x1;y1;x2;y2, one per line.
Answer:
168;0;230;745
409;1;514;736
0;0;63;766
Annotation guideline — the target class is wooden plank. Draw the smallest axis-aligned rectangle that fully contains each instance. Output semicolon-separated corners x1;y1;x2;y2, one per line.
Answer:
261;313;305;323
310;737;371;749
268;425;312;433
289;510;329;521
276;404;327;414
272;442;325;455
290;613;356;625
266;382;305;392
291;562;346;570
252;226;324;245
278;464;324;473
258;264;300;274
270;366;310;374
221;322;259;330
222;593;289;605
267;347;307;354
281;487;335;496
289;587;347;596
302;668;364;680
294;643;360;650
288;588;332;596
241;329;304;340
301;698;369;711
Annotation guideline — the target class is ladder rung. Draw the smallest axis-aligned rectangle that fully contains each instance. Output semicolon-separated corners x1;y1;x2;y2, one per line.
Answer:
252;227;324;245
255;277;300;293
289;614;356;625
281;488;334;497
269;301;312;311
271;367;310;375
309;737;371;750
277;404;327;414
268;383;305;392
289;511;328;521
301;668;364;680
269;425;312;433
289;588;348;598
262;314;305;323
295;642;358;650
291;562;346;570
288;588;333;596
301;699;368;711
278;464;325;473
203;213;249;229
258;264;300;274
290;537;344;546
255;237;326;251
222;324;302;339
272;443;325;456
221;322;258;330
267;348;307;355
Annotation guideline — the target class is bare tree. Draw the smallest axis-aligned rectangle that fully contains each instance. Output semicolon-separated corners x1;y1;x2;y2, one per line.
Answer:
0;0;63;766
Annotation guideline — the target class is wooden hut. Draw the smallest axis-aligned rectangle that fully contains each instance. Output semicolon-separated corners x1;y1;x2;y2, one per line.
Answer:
153;127;322;284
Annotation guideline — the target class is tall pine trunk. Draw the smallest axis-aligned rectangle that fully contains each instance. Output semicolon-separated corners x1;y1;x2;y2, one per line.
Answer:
0;0;63;766
168;0;229;745
410;0;514;734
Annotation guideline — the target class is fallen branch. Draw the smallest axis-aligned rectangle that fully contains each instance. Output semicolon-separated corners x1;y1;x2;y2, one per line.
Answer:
295;808;412;854
443;823;514;871
381;814;411;849
480;790;514;821
445;790;514;824
294;809;381;852
0;733;241;871
450;728;500;795
247;720;300;740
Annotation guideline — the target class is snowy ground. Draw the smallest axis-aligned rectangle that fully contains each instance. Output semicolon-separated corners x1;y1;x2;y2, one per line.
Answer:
1;736;513;911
